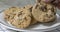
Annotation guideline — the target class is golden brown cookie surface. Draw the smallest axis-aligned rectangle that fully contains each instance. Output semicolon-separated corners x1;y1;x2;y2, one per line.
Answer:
4;7;19;21
4;7;31;28
24;5;37;25
32;2;56;23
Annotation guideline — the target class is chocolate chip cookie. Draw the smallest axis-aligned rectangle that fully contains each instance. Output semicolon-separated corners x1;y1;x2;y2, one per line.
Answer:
4;7;31;28
32;2;56;23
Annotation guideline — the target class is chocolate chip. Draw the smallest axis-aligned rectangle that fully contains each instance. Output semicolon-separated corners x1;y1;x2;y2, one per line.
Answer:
54;12;56;15
35;4;39;9
23;7;25;8
24;17;27;21
18;11;23;17
40;6;47;12
29;7;33;12
45;14;49;18
46;14;48;17
11;16;14;19
50;15;53;17
45;14;53;18
6;15;10;18
51;8;54;12
8;16;10;18
46;14;48;16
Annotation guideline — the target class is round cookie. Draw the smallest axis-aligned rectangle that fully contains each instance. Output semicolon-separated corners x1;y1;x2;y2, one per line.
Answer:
4;7;31;28
32;3;56;23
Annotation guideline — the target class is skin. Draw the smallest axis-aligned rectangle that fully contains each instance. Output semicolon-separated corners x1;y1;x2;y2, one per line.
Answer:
37;0;60;9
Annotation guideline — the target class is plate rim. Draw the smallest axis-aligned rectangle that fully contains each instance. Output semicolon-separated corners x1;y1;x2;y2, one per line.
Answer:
0;13;60;31
0;22;60;31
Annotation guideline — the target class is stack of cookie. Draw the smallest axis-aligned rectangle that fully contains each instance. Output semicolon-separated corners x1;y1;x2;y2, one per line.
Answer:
4;0;57;29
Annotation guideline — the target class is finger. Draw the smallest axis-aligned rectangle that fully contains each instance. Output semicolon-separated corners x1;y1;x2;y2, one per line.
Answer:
52;0;60;6
53;0;59;4
44;0;53;3
36;0;41;3
56;4;60;9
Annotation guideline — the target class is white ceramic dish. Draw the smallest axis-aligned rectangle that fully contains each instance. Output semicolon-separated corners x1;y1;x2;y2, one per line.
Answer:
0;12;60;31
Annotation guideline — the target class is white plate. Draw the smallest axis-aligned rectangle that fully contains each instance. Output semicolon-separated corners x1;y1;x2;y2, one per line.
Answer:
0;12;60;31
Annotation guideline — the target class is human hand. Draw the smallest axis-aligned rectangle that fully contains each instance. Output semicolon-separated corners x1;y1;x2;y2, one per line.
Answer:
36;0;60;9
45;0;60;9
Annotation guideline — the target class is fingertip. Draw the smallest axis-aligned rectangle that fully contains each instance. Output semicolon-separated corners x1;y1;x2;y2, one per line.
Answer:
36;0;41;3
45;0;49;2
44;0;53;3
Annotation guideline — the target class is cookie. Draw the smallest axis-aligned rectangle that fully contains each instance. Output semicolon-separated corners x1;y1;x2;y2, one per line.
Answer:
4;7;31;28
24;5;37;25
32;2;56;23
